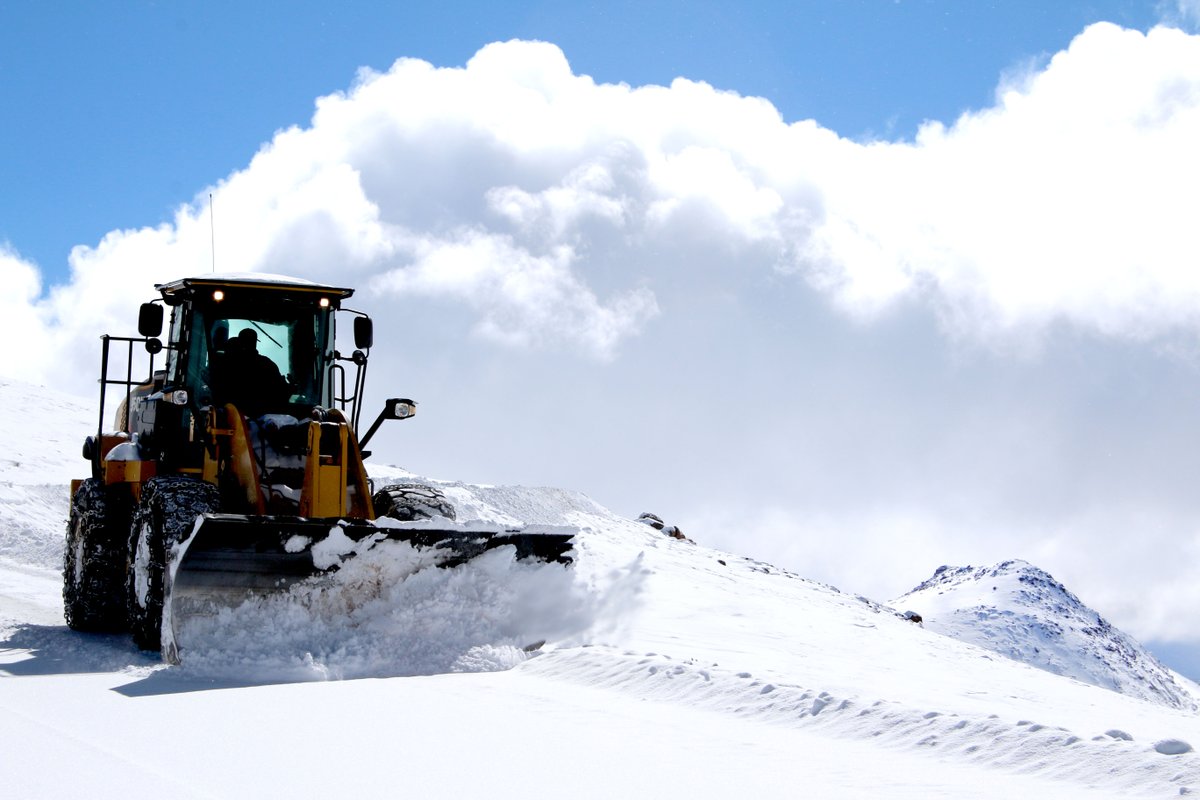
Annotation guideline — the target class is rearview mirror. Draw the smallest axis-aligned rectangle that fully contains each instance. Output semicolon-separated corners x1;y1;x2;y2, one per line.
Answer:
354;316;373;349
138;303;164;337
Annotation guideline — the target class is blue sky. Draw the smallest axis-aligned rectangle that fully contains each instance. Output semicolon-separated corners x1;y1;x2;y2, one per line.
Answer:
6;1;1200;675
0;0;1163;281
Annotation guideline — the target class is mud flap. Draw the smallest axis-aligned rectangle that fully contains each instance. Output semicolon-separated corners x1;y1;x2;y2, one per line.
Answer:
162;514;575;664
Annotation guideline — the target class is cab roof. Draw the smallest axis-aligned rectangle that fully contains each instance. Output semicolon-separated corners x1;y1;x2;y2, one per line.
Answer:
155;273;355;304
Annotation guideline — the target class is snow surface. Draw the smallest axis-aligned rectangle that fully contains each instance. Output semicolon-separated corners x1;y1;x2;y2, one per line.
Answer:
2;378;1200;798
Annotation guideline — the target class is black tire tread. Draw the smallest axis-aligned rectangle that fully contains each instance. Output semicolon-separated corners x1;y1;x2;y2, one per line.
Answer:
63;479;130;632
127;477;220;652
373;483;457;522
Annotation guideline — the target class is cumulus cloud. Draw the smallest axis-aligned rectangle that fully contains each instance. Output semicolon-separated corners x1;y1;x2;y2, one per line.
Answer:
372;229;657;358
804;22;1200;345
7;23;1200;388
0;247;51;379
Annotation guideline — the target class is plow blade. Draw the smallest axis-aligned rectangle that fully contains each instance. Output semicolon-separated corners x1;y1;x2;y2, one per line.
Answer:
162;514;575;664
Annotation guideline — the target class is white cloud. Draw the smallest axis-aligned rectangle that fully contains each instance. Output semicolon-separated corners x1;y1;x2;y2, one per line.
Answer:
795;23;1200;344
372;229;658;359
487;162;628;241
12;23;1199;387
0;246;51;379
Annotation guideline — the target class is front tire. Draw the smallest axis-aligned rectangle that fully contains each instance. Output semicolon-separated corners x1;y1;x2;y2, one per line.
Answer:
373;483;457;522
63;479;130;632
127;478;220;652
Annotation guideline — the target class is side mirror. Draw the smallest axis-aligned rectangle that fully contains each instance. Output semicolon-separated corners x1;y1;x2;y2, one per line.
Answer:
138;303;164;337
354;316;373;349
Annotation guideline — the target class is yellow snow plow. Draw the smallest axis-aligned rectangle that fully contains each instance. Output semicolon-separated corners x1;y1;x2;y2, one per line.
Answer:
64;274;572;660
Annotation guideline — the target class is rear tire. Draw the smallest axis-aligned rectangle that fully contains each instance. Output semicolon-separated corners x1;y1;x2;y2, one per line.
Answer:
373;483;457;522
127;478;220;652
63;479;130;632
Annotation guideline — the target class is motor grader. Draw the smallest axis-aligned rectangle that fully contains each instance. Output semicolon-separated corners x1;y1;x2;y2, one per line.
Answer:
64;273;571;659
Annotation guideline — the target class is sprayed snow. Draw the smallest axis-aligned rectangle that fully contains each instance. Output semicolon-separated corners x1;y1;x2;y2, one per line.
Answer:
169;539;618;681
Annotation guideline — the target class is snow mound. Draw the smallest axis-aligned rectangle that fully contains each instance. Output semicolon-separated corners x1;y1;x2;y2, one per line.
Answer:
894;559;1196;710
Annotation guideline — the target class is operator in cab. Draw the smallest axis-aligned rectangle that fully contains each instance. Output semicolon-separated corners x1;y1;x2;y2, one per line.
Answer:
216;327;290;418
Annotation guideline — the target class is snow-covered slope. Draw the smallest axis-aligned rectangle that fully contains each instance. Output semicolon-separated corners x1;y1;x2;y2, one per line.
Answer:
2;376;1200;798
0;378;92;569
894;560;1197;711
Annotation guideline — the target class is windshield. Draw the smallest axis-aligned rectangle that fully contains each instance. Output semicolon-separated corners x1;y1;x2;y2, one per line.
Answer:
183;301;333;412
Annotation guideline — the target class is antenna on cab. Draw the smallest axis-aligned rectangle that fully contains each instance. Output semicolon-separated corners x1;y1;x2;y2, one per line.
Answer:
209;192;216;273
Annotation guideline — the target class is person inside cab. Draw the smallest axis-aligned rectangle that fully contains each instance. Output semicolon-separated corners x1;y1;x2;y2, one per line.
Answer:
216;327;290;417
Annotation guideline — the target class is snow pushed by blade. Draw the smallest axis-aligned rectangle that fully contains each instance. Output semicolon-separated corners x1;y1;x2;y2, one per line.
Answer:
170;537;616;681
